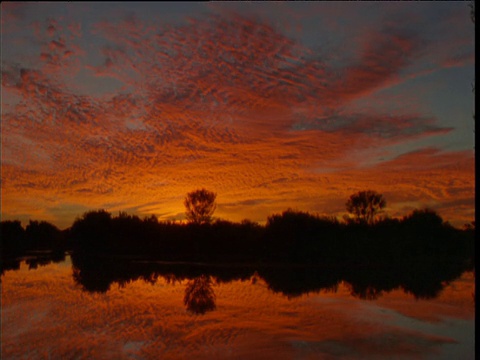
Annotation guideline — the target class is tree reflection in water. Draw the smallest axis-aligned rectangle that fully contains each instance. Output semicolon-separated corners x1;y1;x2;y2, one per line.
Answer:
1;252;66;277
184;275;216;314
68;251;474;313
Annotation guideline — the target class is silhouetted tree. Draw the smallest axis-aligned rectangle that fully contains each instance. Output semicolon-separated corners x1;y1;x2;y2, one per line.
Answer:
184;188;217;224
346;190;386;225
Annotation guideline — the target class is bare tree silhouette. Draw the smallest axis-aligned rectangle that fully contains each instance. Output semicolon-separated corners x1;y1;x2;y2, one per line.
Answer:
184;188;217;224
346;190;386;225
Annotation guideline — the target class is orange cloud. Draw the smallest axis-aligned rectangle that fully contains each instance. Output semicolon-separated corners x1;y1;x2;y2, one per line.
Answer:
1;8;474;228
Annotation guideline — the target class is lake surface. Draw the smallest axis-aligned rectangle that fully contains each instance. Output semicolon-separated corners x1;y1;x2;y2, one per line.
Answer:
1;255;475;359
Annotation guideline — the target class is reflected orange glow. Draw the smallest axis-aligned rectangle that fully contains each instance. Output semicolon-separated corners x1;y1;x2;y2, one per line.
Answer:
371;271;475;323
1;259;474;359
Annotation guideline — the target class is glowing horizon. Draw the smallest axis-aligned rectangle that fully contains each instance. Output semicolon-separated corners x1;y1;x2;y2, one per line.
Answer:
1;2;475;229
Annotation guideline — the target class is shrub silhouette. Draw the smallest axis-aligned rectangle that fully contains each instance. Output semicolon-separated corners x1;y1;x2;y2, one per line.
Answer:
70;210;113;252
0;220;26;256
184;188;217;224
398;208;454;258
402;208;443;228
25;220;63;251
264;209;342;262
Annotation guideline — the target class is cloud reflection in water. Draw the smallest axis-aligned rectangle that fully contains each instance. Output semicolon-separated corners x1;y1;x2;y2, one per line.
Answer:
1;256;475;359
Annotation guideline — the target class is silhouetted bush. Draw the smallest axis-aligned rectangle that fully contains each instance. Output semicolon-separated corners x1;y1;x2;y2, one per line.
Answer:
264;209;342;263
1;220;26;257
394;209;455;260
70;210;113;252
25;220;64;252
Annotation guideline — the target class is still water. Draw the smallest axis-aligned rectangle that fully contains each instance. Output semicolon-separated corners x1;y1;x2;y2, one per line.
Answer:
1;255;475;359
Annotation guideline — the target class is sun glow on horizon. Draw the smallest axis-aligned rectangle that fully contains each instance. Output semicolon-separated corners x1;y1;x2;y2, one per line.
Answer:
1;2;475;229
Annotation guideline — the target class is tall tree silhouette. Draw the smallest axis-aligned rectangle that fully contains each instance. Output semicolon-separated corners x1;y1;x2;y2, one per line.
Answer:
346;190;386;225
184;188;217;224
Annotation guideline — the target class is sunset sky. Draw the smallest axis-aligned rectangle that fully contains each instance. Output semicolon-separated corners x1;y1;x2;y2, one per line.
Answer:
1;2;475;229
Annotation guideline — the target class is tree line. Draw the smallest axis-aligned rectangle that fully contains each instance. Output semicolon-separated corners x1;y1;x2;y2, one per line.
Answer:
1;189;475;269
